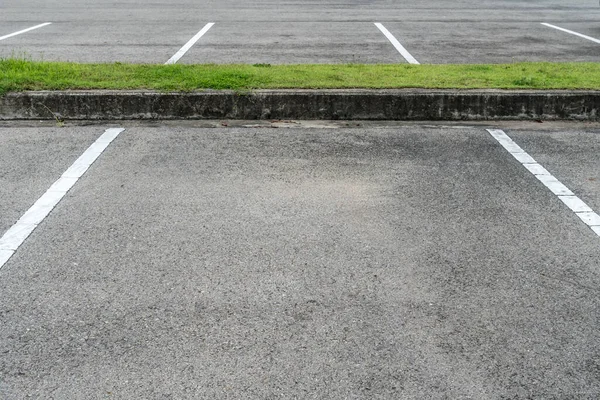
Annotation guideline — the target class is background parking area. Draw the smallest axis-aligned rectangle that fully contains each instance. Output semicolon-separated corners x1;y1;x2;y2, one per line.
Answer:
1;123;600;397
1;0;600;64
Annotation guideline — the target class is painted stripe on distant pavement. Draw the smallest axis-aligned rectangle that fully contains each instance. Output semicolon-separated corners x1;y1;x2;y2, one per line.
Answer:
0;23;52;41
541;23;600;45
374;23;419;64
166;23;215;64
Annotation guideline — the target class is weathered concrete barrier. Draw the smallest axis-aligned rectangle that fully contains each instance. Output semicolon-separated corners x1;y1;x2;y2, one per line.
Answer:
1;89;599;120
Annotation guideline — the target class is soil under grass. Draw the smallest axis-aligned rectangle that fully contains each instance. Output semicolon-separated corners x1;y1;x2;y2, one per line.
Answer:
1;59;600;94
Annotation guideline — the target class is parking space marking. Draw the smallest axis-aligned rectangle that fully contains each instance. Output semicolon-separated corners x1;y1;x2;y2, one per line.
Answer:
0;22;52;42
374;23;419;64
0;128;125;271
488;129;600;238
166;23;215;64
541;23;600;45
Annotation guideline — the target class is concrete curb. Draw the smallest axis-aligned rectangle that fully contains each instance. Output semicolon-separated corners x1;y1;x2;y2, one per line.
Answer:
1;89;599;121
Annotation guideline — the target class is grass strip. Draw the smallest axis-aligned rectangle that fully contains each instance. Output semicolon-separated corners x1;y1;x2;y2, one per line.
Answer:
2;59;600;95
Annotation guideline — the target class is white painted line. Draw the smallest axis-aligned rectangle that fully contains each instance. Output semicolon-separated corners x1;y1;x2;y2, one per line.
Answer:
536;175;574;196
512;152;537;165
17;204;54;226
0;22;52;42
374;23;419;65
558;196;593;213
16;191;64;226
166;23;215;65
487;129;599;238
577;212;600;227
523;163;551;176
48;177;79;194
541;23;600;45
0;128;125;270
0;223;36;251
487;129;525;153
488;129;539;164
0;250;13;267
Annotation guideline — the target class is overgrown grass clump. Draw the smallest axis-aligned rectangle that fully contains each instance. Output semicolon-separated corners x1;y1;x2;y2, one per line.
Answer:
2;59;600;94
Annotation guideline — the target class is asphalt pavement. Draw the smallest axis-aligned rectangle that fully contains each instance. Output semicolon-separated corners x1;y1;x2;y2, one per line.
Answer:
1;0;600;64
3;1;600;398
1;122;599;398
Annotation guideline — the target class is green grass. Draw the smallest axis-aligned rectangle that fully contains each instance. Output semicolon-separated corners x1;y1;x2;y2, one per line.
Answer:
2;59;600;95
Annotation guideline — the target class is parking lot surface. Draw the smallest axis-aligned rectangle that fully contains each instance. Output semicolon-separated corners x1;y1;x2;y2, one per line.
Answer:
1;122;599;398
3;0;600;397
1;0;600;64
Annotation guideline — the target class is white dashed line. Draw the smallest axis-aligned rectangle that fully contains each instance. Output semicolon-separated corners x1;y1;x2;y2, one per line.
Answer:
0;128;125;270
166;23;215;64
487;129;600;238
0;22;52;41
374;23;419;64
541;23;600;45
